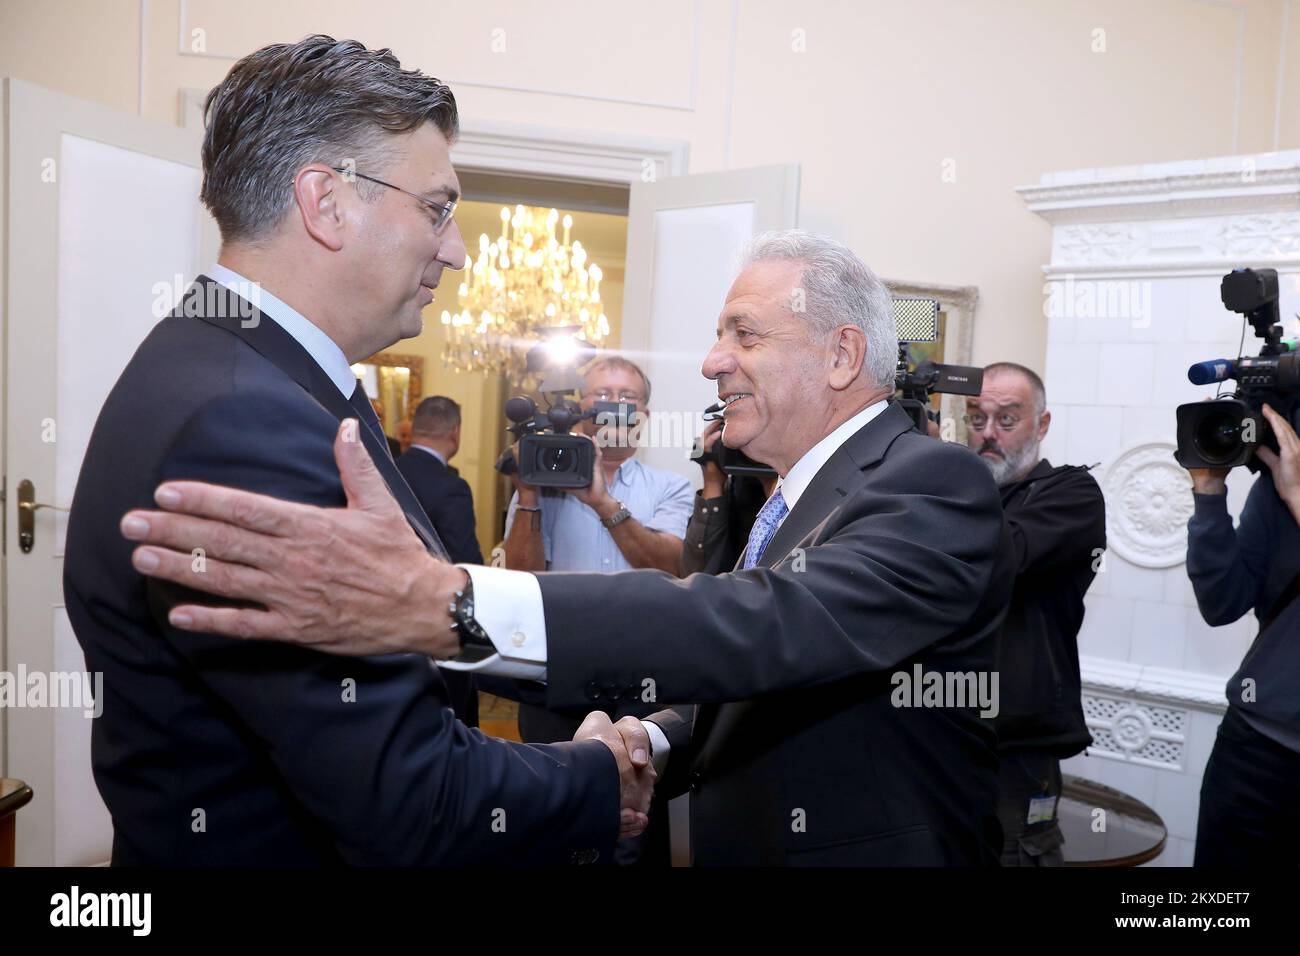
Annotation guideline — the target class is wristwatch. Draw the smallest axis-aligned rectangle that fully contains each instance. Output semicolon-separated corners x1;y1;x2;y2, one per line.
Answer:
601;501;632;528
449;574;493;655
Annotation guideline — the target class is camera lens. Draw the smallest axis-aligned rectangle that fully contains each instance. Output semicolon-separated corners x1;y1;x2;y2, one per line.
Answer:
539;446;576;474
1194;409;1244;464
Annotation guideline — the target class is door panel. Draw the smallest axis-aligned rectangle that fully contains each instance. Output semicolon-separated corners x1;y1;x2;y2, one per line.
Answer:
3;78;217;865
621;165;799;483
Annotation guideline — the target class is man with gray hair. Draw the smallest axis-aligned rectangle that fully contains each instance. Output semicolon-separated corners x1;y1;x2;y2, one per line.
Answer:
123;228;1014;865
964;362;1106;866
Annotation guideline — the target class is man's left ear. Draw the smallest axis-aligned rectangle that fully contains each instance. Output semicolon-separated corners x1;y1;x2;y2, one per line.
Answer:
828;325;867;390
1037;409;1052;442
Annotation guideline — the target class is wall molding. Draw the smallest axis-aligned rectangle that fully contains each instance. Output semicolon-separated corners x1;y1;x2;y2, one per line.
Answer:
1081;655;1227;713
179;88;689;188
1018;153;1300;225
451;119;689;186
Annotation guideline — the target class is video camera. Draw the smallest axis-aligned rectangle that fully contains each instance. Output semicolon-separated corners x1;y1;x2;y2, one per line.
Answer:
1175;268;1300;471
689;403;778;479
892;297;984;433
493;334;638;488
494;394;637;488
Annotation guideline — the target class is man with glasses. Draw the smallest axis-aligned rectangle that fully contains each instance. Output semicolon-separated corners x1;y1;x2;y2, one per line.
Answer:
964;362;1106;866
500;355;693;865
63;36;654;866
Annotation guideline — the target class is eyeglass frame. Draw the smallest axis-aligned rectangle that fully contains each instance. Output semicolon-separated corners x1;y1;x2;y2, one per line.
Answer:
962;411;1026;433
329;166;458;234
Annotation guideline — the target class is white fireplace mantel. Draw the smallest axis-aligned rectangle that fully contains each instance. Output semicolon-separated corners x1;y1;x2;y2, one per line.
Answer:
1017;150;1300;866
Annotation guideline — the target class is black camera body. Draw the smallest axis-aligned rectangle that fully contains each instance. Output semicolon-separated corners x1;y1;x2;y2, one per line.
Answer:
894;346;984;433
1175;268;1300;470
690;404;777;479
495;395;636;488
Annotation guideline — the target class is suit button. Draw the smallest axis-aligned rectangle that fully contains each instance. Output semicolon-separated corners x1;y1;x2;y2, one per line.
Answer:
585;681;603;702
689;770;703;793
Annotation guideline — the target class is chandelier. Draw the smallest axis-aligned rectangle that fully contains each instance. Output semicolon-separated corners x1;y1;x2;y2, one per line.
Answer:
442;204;610;381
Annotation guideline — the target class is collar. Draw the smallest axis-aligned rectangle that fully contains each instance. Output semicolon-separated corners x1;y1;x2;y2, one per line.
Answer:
777;400;889;512
411;443;448;466
206;263;356;399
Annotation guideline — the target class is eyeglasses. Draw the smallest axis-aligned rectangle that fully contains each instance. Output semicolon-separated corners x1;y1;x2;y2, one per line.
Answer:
964;412;1022;432
330;167;458;234
588;389;642;404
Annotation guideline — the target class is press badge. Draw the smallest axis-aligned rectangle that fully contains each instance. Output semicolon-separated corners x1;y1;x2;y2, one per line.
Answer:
1026;794;1058;825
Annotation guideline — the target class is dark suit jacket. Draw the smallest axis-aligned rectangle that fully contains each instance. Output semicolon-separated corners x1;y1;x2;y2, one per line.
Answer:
395;448;483;565
395;447;483;727
63;277;617;866
539;404;1012;866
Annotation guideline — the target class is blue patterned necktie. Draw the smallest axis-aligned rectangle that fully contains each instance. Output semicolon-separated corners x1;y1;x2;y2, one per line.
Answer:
743;488;789;569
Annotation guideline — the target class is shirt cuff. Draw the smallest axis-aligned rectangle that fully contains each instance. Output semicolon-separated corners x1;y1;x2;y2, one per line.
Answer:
437;564;548;681
642;719;671;776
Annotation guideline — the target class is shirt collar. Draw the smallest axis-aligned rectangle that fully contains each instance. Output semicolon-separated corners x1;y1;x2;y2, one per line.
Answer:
412;443;447;466
778;400;889;512
206;264;357;399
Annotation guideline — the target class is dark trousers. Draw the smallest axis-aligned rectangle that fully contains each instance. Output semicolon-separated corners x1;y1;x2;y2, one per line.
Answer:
1195;706;1300;866
996;749;1064;867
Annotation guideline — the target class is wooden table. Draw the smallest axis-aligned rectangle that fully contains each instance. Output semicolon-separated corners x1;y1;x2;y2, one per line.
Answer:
1058;773;1167;867
0;779;34;867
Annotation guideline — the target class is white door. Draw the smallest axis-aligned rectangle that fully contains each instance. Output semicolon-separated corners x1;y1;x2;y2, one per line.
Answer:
2;78;219;865
620;165;800;483
618;164;799;865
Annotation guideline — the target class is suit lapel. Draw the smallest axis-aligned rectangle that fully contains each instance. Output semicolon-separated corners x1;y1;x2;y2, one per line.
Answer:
185;277;447;558
690;404;917;770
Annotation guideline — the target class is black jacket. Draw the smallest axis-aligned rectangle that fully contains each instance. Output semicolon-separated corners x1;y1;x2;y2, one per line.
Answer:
63;277;617;866
993;459;1105;758
540;404;1013;866
394;447;483;727
395;448;484;565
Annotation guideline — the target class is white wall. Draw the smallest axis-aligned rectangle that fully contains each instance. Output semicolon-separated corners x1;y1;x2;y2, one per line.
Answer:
4;0;1300;376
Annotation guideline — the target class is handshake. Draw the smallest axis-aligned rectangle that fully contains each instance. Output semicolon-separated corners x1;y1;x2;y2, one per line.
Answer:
573;712;657;839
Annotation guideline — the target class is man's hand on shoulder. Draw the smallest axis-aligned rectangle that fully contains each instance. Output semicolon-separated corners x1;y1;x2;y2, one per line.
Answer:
121;418;464;659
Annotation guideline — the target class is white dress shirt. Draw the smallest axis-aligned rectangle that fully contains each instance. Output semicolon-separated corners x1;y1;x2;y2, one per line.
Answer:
206;264;356;399
446;399;891;768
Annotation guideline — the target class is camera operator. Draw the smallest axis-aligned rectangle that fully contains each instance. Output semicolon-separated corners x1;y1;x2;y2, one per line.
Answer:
501;355;693;865
680;418;775;575
965;362;1106;867
1186;401;1300;866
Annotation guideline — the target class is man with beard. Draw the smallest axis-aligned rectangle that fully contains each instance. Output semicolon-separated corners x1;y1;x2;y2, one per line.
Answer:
965;362;1106;866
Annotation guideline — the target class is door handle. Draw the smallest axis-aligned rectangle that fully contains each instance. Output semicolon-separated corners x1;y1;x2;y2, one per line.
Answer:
17;479;68;554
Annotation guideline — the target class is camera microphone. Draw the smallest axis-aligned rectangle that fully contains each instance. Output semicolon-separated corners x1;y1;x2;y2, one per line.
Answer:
1187;359;1237;386
504;396;537;423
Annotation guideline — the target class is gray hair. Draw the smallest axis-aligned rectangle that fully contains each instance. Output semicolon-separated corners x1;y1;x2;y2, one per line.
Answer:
736;229;896;388
582;355;652;404
983;362;1047;418
201;35;459;242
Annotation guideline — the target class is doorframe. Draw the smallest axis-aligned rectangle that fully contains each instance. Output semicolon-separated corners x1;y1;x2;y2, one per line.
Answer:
180;87;690;186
